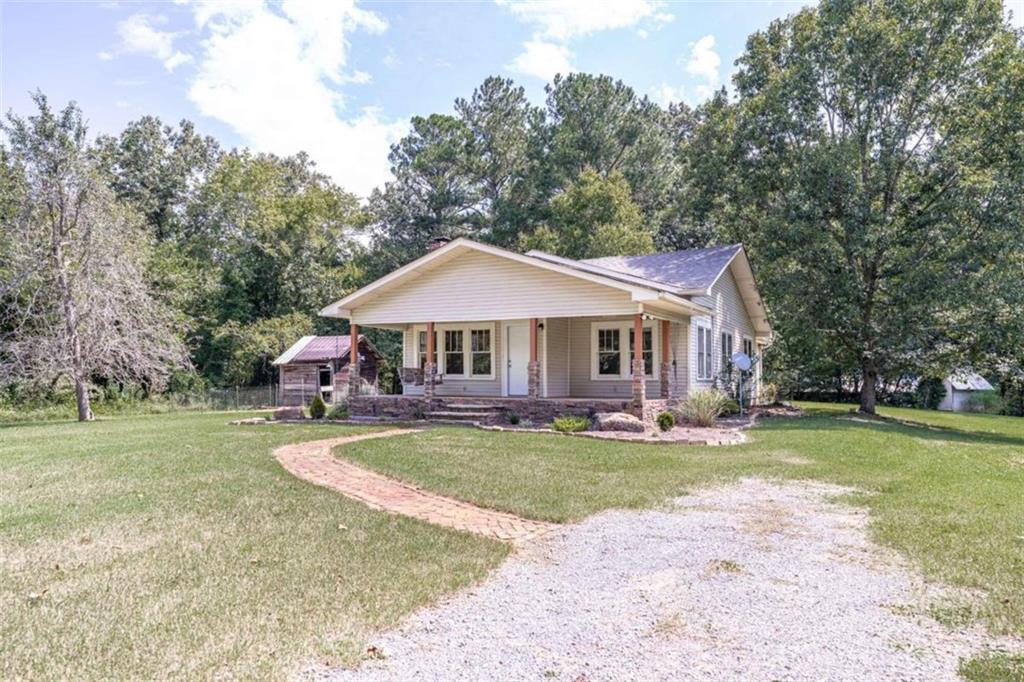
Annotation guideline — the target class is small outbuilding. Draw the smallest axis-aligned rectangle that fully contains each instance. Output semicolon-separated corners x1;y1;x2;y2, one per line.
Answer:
937;372;994;412
272;335;380;406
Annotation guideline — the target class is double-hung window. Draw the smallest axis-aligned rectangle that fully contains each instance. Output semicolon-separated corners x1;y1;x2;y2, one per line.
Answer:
720;332;734;373
696;326;713;379
742;337;753;360
417;330;437;368
470;329;492;376
629;327;654;376
596;328;621;376
444;330;464;375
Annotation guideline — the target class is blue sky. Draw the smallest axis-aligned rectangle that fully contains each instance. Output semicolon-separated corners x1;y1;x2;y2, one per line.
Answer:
3;0;1022;196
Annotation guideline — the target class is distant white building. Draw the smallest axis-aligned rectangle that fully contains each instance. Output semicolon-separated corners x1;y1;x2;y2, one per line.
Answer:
937;372;994;412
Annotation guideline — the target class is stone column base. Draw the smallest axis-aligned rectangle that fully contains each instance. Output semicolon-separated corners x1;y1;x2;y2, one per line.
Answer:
348;362;361;398
660;362;672;399
632;359;646;411
527;361;542;399
423;362;437;399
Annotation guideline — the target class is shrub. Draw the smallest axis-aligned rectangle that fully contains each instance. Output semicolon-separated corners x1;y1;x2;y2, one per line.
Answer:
760;382;779;404
656;411;675;431
679;389;729;427
508;414;521;425
327;404;349;420
551;415;589;433
721;398;740;416
309;394;327;419
915;378;946;410
963;390;1003;414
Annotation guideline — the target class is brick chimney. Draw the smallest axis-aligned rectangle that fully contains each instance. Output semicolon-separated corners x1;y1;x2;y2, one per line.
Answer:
427;236;453;251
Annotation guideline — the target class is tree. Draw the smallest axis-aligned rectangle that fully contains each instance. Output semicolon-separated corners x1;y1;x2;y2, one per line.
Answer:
0;94;187;420
719;0;1024;413
454;76;545;245
366;115;479;277
94;116;221;243
545;73;675;218
519;169;654;259
186;151;366;381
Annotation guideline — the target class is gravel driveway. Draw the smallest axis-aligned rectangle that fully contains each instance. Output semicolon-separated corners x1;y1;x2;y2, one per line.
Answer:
313;479;1010;681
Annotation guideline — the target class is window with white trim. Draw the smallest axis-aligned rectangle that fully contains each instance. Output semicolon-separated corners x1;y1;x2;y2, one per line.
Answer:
444;330;464;375
629;327;654;376
696;326;713;379
470;329;492;376
720;332;734;373
591;321;659;380
742;337;753;360
417;330;436;368
597;328;621;376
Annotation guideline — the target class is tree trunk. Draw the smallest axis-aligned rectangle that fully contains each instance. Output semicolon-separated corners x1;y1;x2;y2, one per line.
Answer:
859;361;877;415
74;373;93;422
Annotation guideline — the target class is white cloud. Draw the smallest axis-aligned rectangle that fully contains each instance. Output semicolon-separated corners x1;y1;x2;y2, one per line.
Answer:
112;13;192;72
685;34;720;86
507;40;574;81
186;0;404;197
496;0;669;41
498;0;671;81
651;83;683;106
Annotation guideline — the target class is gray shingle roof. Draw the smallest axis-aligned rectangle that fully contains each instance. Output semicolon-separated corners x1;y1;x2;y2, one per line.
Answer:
581;244;743;293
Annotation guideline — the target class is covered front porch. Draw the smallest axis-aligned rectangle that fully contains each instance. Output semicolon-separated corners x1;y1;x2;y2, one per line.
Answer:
342;312;692;421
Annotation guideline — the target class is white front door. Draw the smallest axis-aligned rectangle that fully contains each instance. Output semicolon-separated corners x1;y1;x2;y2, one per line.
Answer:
506;324;529;396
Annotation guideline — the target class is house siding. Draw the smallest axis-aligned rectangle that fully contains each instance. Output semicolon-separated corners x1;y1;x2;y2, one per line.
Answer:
690;265;757;393
544;317;571;397
352;249;639;325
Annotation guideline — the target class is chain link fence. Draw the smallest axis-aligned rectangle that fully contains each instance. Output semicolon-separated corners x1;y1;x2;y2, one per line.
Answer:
168;380;380;411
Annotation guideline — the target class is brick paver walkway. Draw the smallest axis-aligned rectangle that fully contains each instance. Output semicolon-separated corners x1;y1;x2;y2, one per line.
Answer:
274;429;559;543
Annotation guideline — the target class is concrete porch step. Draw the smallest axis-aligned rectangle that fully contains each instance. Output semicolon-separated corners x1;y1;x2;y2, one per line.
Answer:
427;411;495;420
438;403;503;412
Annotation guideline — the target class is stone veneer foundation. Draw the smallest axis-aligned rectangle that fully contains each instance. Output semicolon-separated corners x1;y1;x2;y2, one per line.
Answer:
349;395;644;425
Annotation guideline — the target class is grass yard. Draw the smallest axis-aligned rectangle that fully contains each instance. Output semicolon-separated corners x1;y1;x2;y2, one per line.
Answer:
3;405;1022;680
339;403;1024;678
0;413;508;680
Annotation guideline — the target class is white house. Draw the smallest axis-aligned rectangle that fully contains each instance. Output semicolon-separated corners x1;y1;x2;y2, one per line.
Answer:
319;238;772;422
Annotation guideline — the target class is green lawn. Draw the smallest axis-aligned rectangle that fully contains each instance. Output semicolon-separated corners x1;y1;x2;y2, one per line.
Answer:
4;406;1022;680
339;403;1024;677
0;413;508;680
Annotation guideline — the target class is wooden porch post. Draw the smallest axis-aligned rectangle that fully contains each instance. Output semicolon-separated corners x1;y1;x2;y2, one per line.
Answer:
424;321;436;399
660;319;671;399
528;318;541;399
349;322;360;398
631;313;646;413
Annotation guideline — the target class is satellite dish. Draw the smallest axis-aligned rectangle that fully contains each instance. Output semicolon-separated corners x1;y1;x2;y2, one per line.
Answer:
732;352;752;372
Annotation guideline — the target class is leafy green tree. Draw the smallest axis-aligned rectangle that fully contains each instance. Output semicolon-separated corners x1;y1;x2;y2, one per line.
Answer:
519;169;654;259
189;151;365;380
454;76;546;245
212;312;313;386
716;0;1024;413
94;116;221;242
545;73;675;218
366;115;478;277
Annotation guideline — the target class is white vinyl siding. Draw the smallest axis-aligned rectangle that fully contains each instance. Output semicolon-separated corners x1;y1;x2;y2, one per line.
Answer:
689;264;758;392
353;249;639;325
544;317;570;397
